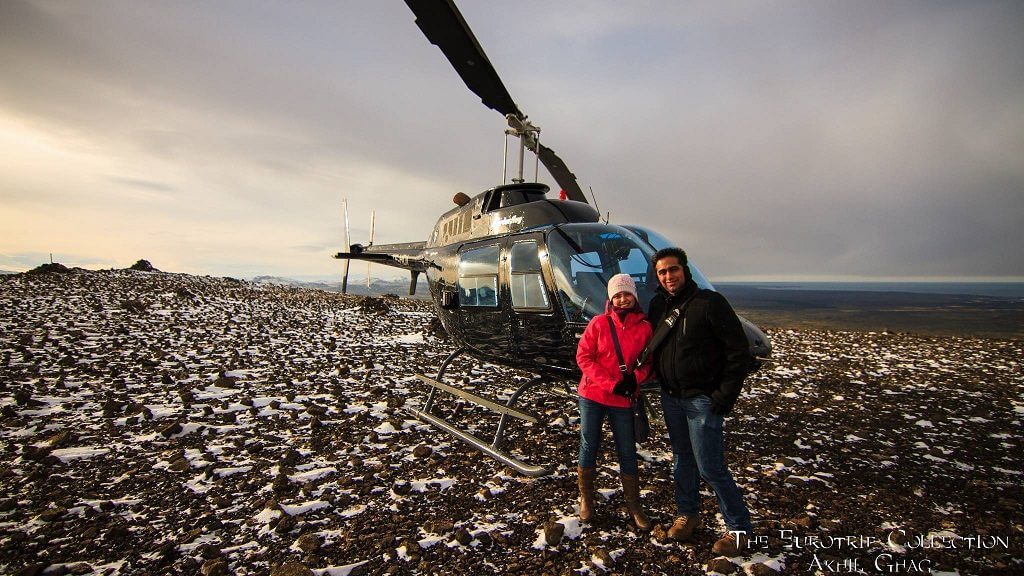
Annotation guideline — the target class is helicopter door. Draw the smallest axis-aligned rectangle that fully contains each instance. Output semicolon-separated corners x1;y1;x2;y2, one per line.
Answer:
506;236;566;367
456;242;511;356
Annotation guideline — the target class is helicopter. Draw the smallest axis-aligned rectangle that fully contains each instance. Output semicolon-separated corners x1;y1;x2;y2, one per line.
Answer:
333;0;772;476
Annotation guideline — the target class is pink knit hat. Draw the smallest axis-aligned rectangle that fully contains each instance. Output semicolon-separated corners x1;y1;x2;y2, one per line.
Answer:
607;273;637;300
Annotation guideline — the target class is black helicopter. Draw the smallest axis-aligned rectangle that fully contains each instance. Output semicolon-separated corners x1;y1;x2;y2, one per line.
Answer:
334;0;771;476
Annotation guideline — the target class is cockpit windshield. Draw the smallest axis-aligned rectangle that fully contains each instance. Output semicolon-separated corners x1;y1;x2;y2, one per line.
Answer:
546;224;657;323
624;225;715;291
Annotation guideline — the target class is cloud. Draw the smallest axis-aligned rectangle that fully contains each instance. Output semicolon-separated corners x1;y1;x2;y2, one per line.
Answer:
0;0;1021;279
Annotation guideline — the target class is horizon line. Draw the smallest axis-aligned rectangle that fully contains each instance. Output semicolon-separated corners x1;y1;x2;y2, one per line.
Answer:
2;266;1022;284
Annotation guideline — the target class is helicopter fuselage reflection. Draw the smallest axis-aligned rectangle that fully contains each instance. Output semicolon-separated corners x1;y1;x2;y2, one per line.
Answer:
372;183;772;377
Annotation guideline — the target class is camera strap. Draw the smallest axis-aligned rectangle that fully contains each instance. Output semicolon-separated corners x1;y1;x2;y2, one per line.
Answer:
636;290;700;369
604;315;629;376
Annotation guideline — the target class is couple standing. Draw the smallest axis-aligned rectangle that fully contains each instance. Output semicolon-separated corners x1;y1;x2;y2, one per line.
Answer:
574;247;752;557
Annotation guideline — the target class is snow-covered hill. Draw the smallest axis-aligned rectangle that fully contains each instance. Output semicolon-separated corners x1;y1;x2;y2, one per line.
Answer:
251;276;429;300
1;270;1020;575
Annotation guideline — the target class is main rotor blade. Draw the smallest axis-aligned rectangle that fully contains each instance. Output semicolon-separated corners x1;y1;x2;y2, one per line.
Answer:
405;0;589;205
405;0;520;117
536;144;585;203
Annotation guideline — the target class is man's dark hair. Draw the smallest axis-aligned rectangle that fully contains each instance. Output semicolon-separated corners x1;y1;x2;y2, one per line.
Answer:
652;247;688;268
652;247;690;282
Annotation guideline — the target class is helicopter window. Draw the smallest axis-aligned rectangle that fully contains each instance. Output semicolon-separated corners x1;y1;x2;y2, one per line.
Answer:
510;241;549;310
458;245;499;308
482;190;501;213
459;277;498;307
617;248;650;284
500;189;545;208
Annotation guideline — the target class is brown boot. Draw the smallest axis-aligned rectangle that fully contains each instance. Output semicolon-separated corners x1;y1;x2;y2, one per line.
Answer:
712;531;749;557
577;467;596;523
667;515;701;542
619;474;651;531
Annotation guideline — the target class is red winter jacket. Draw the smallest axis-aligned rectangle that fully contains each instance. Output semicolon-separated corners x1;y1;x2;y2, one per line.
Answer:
576;304;654;408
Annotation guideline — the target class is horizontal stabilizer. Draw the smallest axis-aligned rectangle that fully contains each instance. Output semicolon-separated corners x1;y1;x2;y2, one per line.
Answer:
333;241;430;273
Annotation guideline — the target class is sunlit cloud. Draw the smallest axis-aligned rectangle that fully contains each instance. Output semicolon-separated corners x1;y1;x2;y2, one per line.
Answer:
1;0;1021;279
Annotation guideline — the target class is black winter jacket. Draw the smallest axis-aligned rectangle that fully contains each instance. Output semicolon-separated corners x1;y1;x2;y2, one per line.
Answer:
648;280;750;414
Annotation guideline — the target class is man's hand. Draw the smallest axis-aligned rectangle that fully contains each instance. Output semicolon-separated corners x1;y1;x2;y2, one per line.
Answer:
710;391;733;416
613;373;637;398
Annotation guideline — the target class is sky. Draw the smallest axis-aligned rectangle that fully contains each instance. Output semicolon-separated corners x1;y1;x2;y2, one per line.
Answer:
1;0;1022;282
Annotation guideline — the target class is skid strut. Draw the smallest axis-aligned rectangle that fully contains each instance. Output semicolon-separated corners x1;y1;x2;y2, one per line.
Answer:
408;347;553;477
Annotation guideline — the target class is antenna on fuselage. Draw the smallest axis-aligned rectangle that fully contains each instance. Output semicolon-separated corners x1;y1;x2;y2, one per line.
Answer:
588;186;600;217
366;210;375;289
341;199;351;294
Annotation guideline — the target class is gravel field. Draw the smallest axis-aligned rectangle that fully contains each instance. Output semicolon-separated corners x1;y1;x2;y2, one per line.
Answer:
1;270;1020;575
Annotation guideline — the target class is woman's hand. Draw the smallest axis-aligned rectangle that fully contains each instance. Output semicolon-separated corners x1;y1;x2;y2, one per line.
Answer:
613;373;637;398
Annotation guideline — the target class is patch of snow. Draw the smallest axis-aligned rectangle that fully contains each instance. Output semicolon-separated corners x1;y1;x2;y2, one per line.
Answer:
50;446;110;461
338;505;366;518
418;534;445;548
289;467;337;483
253;508;282;524
394;333;424;344
213;466;252;477
410;477;455;492
280;500;331;516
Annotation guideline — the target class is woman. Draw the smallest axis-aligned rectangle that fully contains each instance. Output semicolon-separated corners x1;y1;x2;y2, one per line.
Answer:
575;273;653;530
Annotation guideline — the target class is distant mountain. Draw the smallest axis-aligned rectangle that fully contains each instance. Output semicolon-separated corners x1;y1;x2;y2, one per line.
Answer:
251;275;340;291
0;270;18;275
251;275;430;299
717;283;1024;339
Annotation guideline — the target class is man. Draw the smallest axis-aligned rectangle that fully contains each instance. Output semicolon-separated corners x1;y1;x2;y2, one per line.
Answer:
647;247;753;557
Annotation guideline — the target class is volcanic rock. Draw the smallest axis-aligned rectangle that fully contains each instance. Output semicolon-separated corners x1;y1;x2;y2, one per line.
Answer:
159;421;183;437
358;297;391;315
122;299;148;314
0;269;1019;575
294;533;320;554
423;519;454;534
12;564;47;576
750;563;780;575
543;521;565;546
592;547;613;566
213;371;238;388
707;557;737;574
453;527;473;546
200;558;229;576
26;262;72;274
271;561;313;576
38;507;66;522
128;259;158;272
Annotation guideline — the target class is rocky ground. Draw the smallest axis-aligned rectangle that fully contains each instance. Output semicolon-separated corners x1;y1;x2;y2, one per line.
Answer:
0;270;1020;575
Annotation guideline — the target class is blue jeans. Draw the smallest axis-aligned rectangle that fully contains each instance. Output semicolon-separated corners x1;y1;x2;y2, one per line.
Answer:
661;392;752;532
578;396;638;475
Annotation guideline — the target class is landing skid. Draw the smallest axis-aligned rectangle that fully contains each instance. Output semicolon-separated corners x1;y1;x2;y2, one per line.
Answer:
407;347;567;477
